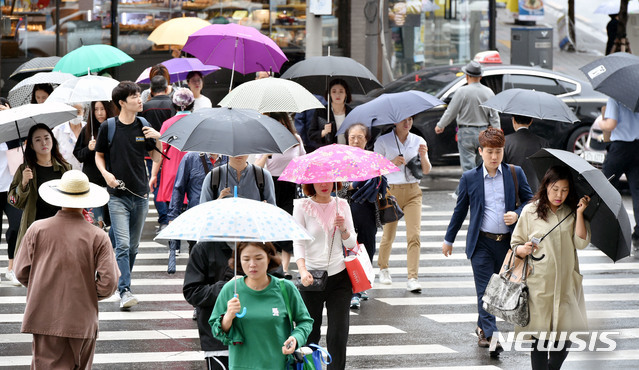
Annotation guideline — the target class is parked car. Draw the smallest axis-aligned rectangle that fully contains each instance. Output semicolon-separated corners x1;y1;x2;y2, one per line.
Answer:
354;64;608;165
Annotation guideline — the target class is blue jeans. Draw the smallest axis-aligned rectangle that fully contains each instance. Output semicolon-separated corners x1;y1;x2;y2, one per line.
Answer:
109;194;149;293
146;158;168;225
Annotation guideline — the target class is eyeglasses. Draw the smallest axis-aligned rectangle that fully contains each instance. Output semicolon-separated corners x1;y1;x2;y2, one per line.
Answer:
348;135;366;142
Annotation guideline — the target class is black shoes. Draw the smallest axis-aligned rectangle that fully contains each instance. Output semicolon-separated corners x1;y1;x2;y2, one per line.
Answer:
475;327;489;347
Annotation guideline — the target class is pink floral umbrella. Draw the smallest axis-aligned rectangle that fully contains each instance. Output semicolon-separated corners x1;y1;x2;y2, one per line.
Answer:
278;144;399;184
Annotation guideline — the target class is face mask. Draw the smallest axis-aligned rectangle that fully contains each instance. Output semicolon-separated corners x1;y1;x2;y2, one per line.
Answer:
71;115;82;124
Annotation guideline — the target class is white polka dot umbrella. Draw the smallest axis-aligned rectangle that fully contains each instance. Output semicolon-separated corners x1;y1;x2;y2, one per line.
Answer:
155;196;312;314
155;196;312;242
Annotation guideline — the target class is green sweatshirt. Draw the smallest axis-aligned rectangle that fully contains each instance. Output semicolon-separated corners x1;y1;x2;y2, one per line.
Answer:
210;275;313;370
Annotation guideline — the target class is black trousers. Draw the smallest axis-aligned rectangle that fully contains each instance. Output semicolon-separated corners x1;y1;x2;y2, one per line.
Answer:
0;191;22;259
350;201;377;262
531;338;571;370
300;269;352;370
273;176;295;253
603;140;639;239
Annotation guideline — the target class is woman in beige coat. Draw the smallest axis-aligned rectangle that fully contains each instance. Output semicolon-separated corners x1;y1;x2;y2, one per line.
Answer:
511;165;591;370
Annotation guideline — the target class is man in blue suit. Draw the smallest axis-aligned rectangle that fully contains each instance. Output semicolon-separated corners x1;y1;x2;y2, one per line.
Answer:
441;127;533;357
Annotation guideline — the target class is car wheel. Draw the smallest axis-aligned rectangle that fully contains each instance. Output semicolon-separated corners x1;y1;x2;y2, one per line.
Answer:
566;126;591;155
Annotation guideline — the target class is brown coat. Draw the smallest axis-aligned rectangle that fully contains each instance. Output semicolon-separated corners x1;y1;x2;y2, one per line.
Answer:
8;159;70;254
14;210;119;338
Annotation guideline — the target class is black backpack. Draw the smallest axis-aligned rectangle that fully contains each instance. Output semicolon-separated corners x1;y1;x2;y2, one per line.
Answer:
210;164;265;201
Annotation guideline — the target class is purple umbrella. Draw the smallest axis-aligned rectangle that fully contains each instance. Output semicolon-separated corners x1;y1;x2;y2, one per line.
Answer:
135;58;220;84
182;23;288;91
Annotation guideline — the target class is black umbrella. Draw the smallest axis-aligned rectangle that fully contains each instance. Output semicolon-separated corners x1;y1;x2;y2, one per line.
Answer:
579;52;639;111
480;88;579;123
160;107;298;156
528;148;632;262
280;56;382;96
9;57;62;82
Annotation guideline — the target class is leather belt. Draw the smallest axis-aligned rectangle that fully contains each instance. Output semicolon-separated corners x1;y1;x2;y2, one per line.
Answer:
479;231;510;242
457;124;488;129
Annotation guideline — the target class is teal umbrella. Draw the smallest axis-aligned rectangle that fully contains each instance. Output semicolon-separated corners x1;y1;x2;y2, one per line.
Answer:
53;45;134;76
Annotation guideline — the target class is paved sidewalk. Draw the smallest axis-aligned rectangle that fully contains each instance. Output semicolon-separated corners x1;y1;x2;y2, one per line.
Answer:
495;4;606;79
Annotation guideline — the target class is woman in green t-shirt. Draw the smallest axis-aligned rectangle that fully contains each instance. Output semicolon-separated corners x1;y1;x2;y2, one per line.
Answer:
210;242;313;369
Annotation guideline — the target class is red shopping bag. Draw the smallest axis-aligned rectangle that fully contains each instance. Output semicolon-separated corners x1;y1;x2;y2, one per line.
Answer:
344;244;373;293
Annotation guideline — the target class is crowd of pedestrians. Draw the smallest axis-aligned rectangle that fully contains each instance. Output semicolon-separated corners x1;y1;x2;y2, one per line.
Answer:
1;58;620;370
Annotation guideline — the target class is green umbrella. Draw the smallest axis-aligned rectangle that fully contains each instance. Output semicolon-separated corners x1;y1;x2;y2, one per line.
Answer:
53;45;134;76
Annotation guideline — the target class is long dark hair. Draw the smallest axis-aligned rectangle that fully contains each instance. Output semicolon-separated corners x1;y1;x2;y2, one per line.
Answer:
31;83;53;104
326;78;352;104
24;123;67;168
267;112;296;135
83;101;118;145
531;165;578;221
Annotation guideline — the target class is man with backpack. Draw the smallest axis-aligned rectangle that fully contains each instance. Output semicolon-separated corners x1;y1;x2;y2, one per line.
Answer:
95;81;163;310
199;155;276;205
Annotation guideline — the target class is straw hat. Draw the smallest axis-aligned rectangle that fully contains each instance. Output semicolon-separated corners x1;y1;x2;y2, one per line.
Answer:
39;170;109;208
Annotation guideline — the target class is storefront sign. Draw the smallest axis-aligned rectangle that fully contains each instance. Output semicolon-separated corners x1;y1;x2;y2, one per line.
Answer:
518;0;544;21
310;0;332;15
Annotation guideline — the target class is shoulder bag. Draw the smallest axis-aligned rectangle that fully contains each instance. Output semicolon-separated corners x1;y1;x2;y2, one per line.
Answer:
294;218;335;291
377;189;404;225
482;251;530;327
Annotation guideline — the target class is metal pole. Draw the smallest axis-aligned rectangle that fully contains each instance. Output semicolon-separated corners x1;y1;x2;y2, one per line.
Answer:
55;0;60;56
488;0;496;50
111;0;118;48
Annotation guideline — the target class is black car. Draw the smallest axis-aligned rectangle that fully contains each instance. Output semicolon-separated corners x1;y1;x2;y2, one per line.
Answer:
354;65;608;165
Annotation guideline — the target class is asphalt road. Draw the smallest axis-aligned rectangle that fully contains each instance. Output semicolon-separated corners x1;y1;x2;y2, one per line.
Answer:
1;167;638;369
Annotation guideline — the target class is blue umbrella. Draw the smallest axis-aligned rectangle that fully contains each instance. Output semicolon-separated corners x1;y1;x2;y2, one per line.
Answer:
336;90;444;135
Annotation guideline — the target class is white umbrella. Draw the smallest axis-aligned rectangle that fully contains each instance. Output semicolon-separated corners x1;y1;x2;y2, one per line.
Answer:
46;75;119;104
594;1;639;14
0;102;77;143
155;196;312;317
8;71;77;108
218;77;325;113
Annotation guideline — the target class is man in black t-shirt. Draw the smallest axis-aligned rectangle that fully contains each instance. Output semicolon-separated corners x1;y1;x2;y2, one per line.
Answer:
95;81;163;310
139;75;175;232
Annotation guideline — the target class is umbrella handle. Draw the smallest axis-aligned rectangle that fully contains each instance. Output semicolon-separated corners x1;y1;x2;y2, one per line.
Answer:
234;294;247;318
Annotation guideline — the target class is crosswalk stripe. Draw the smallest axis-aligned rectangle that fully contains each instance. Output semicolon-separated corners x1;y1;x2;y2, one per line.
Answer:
375;293;639;306
346;344;457;356
565;349;639;362
423;309;639;323
0;325;405;344
377;263;639;275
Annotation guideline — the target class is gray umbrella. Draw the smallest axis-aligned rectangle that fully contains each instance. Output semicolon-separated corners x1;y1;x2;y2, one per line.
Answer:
160;107;299;156
579;52;639;111
528;148;632;262
9;57;62;82
0;102;77;144
280;56;382;95
480;88;580;123
8;71;77;108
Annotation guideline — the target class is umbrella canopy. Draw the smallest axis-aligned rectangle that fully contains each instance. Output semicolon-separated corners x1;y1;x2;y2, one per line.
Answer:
46;75;119;104
480;88;580;124
147;17;212;46
9;56;62;81
160;107;299;155
8;72;77;108
594;1;639;14
218;77;324;113
0;102;77;143
528;148;632;262
155;197;312;242
280;56;382;95
337;90;444;135
279;144;400;184
53;45;134;76
136;58;220;84
182;23;287;90
579;52;639;111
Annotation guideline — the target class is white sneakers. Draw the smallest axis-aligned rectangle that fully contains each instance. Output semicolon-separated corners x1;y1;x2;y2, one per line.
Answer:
4;270;22;286
378;269;392;285
407;278;422;293
119;290;139;310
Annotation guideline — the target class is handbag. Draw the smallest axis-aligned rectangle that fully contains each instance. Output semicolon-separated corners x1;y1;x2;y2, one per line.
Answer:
482;252;530;327
377;190;404;224
343;243;374;293
281;281;332;370
294;270;327;291
405;155;424;179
